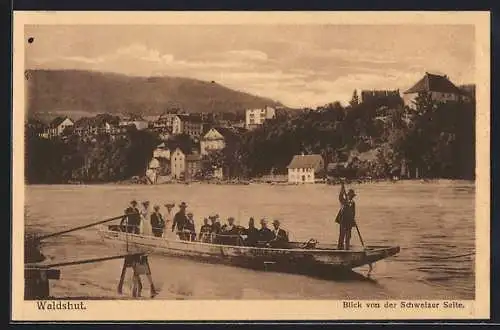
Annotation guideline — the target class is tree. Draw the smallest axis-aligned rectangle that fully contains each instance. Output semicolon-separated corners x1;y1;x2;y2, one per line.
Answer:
349;89;360;107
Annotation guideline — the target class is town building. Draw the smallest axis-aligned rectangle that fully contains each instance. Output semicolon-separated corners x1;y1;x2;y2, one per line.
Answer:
200;127;240;156
287;154;325;183
119;114;149;130
403;72;467;108
170;147;202;180
245;106;276;130
173;114;210;140
25;118;47;138
41;116;74;139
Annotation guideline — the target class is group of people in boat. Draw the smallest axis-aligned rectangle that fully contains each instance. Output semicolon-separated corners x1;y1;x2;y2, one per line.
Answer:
119;181;357;250
120;200;290;247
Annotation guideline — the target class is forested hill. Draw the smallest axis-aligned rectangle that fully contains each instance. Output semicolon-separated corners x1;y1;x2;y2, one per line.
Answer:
26;69;283;115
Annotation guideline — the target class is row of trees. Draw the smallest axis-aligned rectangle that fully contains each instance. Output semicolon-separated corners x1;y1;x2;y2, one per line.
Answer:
25;127;160;183
210;92;475;180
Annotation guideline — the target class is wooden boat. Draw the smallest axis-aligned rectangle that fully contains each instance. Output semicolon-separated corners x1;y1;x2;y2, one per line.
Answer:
98;224;400;276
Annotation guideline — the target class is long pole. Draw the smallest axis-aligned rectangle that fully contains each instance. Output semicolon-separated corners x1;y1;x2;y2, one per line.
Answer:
38;214;126;240
354;223;366;249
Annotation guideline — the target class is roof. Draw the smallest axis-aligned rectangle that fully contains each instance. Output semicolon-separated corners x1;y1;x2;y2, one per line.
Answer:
404;73;461;94
49;116;72;128
211;126;241;141
177;114;204;123
287;154;324;169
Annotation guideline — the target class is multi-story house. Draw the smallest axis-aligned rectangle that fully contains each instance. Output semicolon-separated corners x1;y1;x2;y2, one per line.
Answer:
41;116;74;139
245;106;276;130
287;154;325;184
170;147;202;180
403;72;468;108
200;127;240;156
119;114;149;130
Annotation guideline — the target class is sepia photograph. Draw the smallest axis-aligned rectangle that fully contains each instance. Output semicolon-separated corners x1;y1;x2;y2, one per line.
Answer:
12;11;490;321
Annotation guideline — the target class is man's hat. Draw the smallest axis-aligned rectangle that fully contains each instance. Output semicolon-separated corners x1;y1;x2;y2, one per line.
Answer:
179;202;188;208
153;205;160;210
347;189;356;197
130;200;138;205
272;219;281;225
187;212;193;216
143;200;150;205
228;217;235;222
164;202;175;208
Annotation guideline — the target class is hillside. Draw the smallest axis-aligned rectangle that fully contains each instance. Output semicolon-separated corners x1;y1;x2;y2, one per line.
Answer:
25;69;283;116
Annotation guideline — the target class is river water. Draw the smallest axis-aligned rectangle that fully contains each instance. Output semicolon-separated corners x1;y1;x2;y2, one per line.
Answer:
24;180;475;300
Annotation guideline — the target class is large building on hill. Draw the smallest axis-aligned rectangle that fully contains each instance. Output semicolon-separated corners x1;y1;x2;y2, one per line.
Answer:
403;72;467;108
361;89;403;108
245;106;276;130
287;154;325;184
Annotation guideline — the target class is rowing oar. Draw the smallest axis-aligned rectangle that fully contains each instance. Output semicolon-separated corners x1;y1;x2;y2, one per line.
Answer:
37;214;126;241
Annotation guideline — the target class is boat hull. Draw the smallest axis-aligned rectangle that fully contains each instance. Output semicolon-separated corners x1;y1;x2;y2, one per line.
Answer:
98;226;400;274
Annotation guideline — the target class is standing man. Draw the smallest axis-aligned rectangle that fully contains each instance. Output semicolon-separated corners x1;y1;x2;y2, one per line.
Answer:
336;182;356;250
121;200;141;234
172;202;189;240
150;205;165;237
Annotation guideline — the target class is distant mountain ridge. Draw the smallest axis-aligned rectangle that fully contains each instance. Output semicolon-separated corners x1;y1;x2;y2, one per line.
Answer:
26;69;283;116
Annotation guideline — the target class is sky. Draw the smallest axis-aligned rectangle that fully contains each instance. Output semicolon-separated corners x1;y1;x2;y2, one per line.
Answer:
25;25;475;108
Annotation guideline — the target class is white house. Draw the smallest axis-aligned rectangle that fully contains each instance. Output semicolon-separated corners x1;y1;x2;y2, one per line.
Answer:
200;127;239;156
287;154;325;183
172;115;184;135
245;106;276;130
170;148;186;179
43;116;74;139
119;115;149;130
153;142;171;159
170;147;202;180
403;72;465;108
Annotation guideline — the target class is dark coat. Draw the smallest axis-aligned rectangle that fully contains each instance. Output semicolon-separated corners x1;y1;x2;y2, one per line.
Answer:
258;227;274;242
150;212;165;233
272;228;289;242
172;211;188;232
122;207;140;226
211;222;221;234
243;226;259;246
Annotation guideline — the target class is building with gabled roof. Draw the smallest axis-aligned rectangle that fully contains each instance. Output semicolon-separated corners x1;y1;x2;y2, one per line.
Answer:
200;126;241;156
287;154;324;183
41;116;74;139
403;72;466;108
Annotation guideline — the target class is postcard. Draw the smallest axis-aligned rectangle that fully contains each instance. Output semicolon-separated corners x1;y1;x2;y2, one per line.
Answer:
12;11;490;321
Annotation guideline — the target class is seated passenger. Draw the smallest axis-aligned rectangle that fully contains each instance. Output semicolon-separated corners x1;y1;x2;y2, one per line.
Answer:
269;219;289;248
198;218;212;243
209;214;222;243
220;217;242;245
243;217;259;246
257;218;274;246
